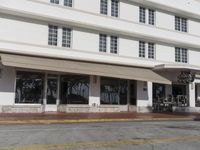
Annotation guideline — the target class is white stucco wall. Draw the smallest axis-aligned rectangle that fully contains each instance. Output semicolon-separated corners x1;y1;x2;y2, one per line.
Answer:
72;28;99;52
0;66;15;105
156;44;175;62
156;10;174;30
0;14;48;45
188;19;200;37
120;1;138;22
119;37;138;58
74;0;100;14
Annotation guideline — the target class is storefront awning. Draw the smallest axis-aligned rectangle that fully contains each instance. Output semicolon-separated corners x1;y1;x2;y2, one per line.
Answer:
0;53;171;84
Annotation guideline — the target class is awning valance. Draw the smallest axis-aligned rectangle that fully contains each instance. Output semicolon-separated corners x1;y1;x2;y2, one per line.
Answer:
0;53;171;84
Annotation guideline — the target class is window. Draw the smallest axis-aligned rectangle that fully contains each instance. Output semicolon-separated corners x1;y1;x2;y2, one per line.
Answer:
175;47;188;63
140;7;155;25
62;27;72;48
110;36;118;54
139;7;146;23
139;41;155;59
64;0;72;7
50;0;59;4
99;34;107;52
60;75;89;104
175;16;187;32
100;0;108;15
148;42;155;59
148;9;155;25
100;77;128;105
111;0;119;17
139;41;145;58
48;25;58;46
15;71;44;104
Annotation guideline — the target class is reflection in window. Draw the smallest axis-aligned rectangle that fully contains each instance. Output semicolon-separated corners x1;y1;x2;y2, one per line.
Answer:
100;77;127;105
15;71;44;104
60;75;89;104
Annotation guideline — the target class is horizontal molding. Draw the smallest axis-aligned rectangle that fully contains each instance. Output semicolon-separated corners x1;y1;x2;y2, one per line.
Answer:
0;0;200;50
129;0;200;21
0;39;169;68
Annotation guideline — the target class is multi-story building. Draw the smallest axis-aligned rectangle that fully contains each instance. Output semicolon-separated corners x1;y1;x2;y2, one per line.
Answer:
0;0;200;113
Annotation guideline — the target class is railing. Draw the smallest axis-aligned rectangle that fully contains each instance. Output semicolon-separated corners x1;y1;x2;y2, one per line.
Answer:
153;95;189;112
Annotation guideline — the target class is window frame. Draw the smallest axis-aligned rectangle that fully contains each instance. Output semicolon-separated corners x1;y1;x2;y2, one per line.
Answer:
175;47;188;63
62;27;72;48
50;0;59;4
100;0;108;15
99;34;107;52
111;0;119;17
110;36;118;54
48;25;58;46
64;0;73;7
175;16;188;32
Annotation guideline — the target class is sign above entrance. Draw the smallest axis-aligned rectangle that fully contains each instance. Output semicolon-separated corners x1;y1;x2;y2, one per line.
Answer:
177;71;195;83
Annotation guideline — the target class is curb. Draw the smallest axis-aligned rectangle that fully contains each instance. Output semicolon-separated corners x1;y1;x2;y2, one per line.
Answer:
0;117;193;125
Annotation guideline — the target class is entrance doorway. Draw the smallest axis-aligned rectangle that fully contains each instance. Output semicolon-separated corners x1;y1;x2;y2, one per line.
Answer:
45;75;58;112
129;80;137;106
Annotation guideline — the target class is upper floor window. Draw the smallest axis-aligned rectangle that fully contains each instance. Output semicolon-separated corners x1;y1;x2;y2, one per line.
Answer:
175;16;187;32
139;7;155;25
110;36;118;54
48;25;58;46
139;41;155;59
148;42;155;59
99;34;107;52
50;0;59;4
62;27;72;48
100;0;108;15
111;0;119;17
175;47;188;63
139;7;146;23
148;9;155;25
139;41;145;58
64;0;73;7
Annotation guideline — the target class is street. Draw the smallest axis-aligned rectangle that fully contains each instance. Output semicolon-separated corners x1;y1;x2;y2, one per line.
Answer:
0;121;200;150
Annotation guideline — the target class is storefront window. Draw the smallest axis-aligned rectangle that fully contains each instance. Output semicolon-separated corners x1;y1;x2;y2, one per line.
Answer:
100;77;128;105
15;71;44;104
60;75;89;104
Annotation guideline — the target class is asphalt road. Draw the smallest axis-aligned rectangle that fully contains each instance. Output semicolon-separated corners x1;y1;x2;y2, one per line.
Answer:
0;121;200;150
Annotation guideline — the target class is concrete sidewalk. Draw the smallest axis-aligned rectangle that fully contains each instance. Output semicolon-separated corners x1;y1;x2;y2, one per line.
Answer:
0;112;199;124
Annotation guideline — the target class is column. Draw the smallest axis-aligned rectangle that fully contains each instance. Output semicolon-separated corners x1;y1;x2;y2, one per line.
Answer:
147;81;153;107
56;75;60;106
189;82;196;107
43;73;47;105
89;75;100;106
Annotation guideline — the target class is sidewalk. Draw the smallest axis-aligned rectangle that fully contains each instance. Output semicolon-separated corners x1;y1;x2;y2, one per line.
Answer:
0;112;199;124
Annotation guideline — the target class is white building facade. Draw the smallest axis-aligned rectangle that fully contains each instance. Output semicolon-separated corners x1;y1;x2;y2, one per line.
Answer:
0;0;200;113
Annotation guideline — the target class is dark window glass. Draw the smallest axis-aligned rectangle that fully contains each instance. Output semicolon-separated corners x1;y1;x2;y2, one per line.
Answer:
62;27;72;48
100;0;108;15
100;77;128;105
60;75;89;104
64;0;72;7
148;9;155;25
15;71;44;104
175;47;187;63
139;7;146;23
139;41;145;58
111;0;119;17
175;16;187;32
110;36;118;54
50;0;59;4
48;25;58;46
99;34;107;52
148;42;155;59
